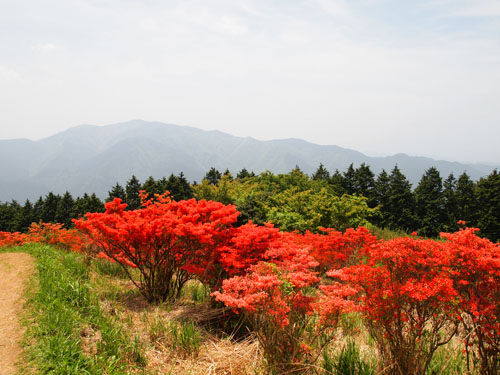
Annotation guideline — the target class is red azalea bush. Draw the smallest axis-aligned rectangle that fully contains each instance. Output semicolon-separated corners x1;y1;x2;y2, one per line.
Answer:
1;223;85;251
300;226;377;271
442;226;500;375
28;222;85;251
216;221;281;276
74;192;239;302
328;236;459;375
213;242;354;374
0;231;30;248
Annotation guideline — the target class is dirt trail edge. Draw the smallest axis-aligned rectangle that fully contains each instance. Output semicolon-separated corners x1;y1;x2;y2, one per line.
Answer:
0;253;35;375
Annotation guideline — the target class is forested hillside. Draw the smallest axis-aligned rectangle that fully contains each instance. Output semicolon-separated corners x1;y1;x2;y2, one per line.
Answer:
2;164;499;242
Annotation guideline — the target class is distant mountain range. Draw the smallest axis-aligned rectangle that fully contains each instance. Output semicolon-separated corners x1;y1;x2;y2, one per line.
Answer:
0;120;497;201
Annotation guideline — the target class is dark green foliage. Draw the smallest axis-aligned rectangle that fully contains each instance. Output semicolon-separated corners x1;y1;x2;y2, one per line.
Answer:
106;182;126;202
442;174;458;232
343;164;357;195
330;169;346;195
455;173;478;226
353;163;377;207
415;167;445;237
204;167;222;185
33;196;44;223
476;170;500;242
312;163;331;181
72;193;104;219
13;199;35;232
385;166;417;232
236;168;255;179
160;173;193;201
125;175;142;210
40;192;61;223
55;192;75;228
374;170;391;227
0;200;21;231
142;176;162;197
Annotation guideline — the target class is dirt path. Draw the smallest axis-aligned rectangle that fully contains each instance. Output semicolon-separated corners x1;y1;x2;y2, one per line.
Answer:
0;253;35;375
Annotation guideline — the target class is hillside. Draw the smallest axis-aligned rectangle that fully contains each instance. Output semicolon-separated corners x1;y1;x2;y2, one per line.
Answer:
0;119;497;201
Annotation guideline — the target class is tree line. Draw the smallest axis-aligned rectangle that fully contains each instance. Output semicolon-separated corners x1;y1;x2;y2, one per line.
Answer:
1;165;500;241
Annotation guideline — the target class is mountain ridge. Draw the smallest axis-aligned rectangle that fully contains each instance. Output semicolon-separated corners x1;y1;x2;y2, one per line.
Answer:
1;119;497;201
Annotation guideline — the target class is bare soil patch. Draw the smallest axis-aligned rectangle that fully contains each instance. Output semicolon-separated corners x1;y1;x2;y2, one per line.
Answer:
0;253;34;375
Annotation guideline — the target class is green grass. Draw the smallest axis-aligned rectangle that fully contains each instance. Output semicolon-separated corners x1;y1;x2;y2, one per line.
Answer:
4;243;147;375
365;224;409;240
168;320;202;356
181;281;210;304
323;340;374;375
92;257;130;279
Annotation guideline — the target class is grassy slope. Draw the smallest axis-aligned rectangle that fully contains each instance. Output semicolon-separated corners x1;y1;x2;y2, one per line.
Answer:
1;244;472;375
2;244;146;375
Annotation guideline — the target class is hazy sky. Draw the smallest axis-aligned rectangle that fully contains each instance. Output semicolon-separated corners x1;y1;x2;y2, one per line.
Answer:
1;0;500;164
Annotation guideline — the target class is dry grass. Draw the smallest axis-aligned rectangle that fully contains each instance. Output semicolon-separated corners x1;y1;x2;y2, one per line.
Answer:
90;269;265;375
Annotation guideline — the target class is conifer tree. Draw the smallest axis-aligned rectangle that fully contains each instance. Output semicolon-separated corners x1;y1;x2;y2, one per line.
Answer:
237;168;251;179
329;169;346;195
87;193;105;213
476;169;500;242
343;163;356;195
374;169;391;227
455;172;478;226
387;166;417;231
142;176;161;196
312;163;330;181
40;192;61;223
32;196;44;223
223;169;233;180
205;167;222;185
442;174;458;232
14;199;34;232
125;175;142;210
159;173;193;201
414;167;445;237
0;201;21;232
353;163;376;207
55;191;75;228
106;182;126;202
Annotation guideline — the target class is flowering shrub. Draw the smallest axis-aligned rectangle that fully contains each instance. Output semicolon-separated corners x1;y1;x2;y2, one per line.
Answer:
216;221;281;276
0;231;30;248
74;192;239;302
442;226;500;375
0;223;85;251
214;242;353;374
300;226;377;271
28;222;85;251
328;236;459;375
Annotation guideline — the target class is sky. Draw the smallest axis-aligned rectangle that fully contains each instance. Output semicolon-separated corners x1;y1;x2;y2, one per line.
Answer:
1;0;500;164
